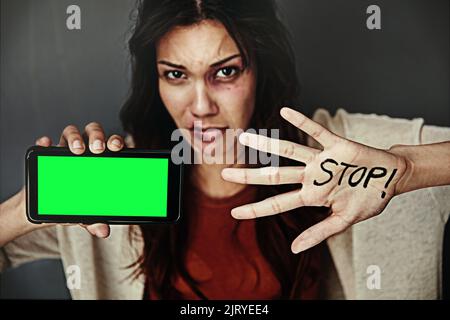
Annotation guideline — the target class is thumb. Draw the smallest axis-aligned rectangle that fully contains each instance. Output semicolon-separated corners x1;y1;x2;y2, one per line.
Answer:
80;223;111;238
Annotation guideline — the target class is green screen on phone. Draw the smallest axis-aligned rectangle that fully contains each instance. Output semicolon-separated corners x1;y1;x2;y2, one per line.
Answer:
37;156;169;217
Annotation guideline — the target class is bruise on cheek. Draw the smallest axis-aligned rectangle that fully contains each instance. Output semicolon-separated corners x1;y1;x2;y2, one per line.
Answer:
212;75;247;91
214;83;250;102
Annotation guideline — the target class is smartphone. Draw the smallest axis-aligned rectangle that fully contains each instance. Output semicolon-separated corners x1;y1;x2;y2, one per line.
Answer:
25;146;182;224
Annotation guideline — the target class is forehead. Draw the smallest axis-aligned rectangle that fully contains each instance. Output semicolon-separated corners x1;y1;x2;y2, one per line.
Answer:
156;19;240;66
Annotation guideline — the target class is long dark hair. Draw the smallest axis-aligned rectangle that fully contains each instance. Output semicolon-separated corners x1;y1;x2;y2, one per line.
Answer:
120;0;326;299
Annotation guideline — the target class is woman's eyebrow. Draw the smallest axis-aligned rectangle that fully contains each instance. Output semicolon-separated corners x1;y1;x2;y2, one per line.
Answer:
157;53;241;69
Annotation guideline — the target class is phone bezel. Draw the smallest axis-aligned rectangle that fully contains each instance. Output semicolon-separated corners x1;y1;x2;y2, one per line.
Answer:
25;146;182;224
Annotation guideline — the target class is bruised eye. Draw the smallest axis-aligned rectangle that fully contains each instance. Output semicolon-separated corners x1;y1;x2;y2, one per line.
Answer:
164;70;186;80
215;66;239;79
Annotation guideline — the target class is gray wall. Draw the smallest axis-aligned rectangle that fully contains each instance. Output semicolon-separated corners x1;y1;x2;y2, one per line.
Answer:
1;0;449;202
1;0;134;201
279;0;449;124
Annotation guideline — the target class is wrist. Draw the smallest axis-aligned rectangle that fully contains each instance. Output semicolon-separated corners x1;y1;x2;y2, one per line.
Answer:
15;189;55;234
0;188;39;246
388;142;450;195
387;144;416;195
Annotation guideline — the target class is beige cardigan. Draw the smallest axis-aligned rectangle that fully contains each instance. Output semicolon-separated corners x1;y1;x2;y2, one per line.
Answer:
1;108;450;299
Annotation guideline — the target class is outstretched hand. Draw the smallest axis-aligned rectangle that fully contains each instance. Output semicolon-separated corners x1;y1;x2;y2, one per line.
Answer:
222;107;410;254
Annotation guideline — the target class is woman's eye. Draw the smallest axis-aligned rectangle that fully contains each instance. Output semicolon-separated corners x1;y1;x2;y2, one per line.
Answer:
215;67;239;79
165;70;186;80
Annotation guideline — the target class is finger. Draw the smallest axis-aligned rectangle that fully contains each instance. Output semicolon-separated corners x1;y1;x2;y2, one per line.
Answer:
238;132;319;164
222;166;305;185
106;134;125;152
35;136;52;147
280;107;337;148
81;223;111;238
85;122;106;154
291;215;351;254
231;189;306;219
124;134;136;148
59;125;85;154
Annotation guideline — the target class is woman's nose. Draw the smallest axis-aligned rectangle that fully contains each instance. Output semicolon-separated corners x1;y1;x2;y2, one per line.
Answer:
190;82;218;117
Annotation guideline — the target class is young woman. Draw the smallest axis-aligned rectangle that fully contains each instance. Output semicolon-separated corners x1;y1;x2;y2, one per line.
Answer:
1;0;449;299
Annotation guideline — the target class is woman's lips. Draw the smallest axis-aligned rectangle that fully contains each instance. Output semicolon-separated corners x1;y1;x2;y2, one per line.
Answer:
190;127;228;143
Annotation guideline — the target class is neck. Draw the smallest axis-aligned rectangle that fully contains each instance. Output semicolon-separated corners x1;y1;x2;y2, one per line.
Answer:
190;163;246;199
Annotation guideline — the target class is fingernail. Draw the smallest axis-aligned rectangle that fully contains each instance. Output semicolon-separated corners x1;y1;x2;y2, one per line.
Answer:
111;139;121;147
73;140;83;149
221;169;230;178
238;133;249;144
231;208;243;219
92;139;103;151
36;137;47;145
280;108;294;119
292;241;306;254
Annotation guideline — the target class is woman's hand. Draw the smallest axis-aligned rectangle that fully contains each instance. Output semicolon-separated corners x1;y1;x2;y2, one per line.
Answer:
0;122;126;246
221;107;411;254
50;121;126;237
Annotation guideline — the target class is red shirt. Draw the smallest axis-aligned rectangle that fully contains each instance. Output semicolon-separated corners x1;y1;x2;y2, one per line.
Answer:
147;184;323;299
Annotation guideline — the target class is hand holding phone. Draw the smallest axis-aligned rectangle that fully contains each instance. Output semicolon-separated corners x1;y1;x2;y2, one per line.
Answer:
26;122;182;225
0;126;117;247
36;122;127;237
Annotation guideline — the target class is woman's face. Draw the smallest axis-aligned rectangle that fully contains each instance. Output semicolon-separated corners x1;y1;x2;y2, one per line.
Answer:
156;19;256;159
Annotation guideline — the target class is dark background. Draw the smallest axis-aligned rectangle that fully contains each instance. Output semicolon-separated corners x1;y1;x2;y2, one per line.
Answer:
0;0;449;298
1;0;449;201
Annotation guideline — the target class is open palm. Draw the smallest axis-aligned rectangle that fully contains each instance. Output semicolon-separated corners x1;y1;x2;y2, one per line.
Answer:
222;107;409;253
